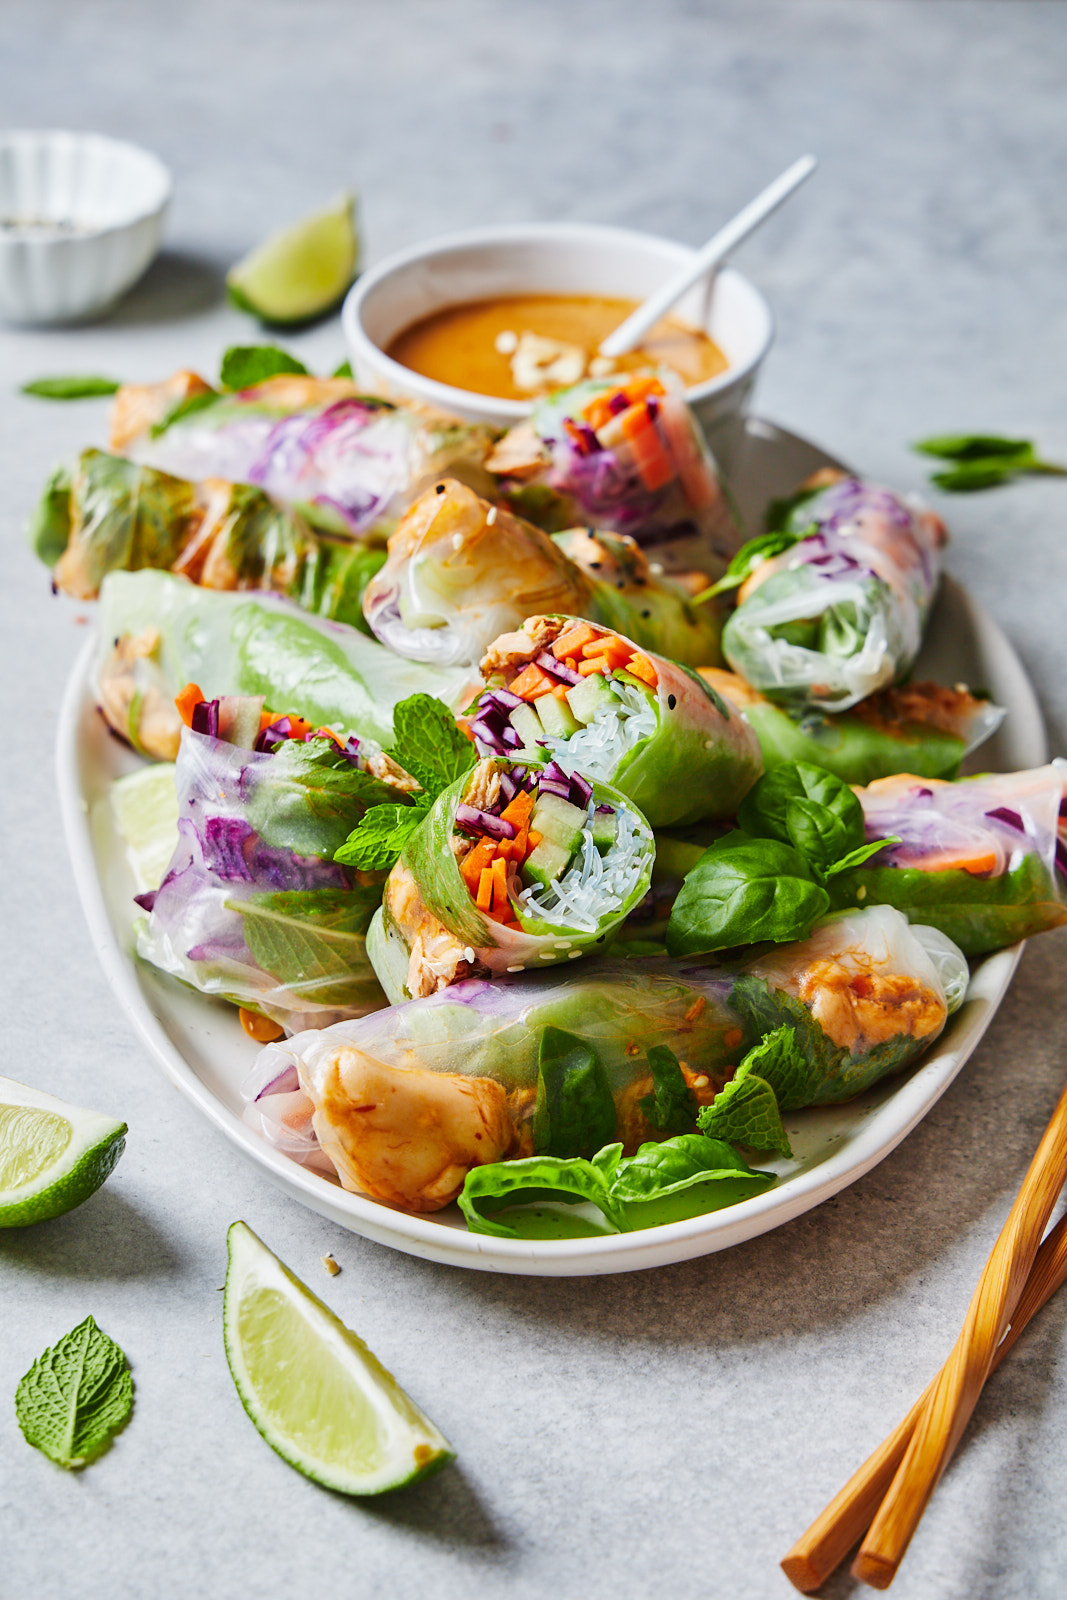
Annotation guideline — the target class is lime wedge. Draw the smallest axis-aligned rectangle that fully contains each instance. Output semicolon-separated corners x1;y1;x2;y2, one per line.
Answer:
227;193;360;325
0;1076;126;1228
110;762;178;893
223;1222;454;1494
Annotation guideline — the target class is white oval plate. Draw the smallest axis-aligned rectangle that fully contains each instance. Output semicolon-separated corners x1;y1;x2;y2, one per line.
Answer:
58;419;1047;1276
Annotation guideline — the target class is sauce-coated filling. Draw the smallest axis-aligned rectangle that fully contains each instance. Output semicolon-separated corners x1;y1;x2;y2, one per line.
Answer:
386;293;729;401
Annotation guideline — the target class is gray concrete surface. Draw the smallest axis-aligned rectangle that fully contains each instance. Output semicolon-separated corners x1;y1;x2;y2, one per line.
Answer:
1;4;1066;1597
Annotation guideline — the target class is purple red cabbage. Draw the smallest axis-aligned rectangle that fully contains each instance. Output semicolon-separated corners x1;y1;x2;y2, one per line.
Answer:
191;698;220;737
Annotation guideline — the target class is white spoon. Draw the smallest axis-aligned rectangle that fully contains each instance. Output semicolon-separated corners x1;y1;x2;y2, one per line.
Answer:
598;153;818;360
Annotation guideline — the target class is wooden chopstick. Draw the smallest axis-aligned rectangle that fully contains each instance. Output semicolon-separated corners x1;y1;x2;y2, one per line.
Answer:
780;1207;1067;1591
781;1072;1067;1593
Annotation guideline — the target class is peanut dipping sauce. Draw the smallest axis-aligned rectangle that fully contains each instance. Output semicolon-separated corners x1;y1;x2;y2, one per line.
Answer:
386;293;729;402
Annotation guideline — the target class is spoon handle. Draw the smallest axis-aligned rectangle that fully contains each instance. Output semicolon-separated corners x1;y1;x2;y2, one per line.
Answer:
598;153;817;360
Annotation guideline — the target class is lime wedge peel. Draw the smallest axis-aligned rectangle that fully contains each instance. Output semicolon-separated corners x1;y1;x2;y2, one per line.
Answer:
110;762;179;894
227;193;360;326
0;1076;126;1229
223;1222;455;1495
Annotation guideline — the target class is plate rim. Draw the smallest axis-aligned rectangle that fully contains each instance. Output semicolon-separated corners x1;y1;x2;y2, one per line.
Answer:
57;420;1043;1275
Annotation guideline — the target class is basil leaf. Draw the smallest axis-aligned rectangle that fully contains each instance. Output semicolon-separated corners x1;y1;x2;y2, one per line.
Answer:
389;693;476;801
608;1134;775;1226
638;1045;698;1135
738;761;865;873
458;1155;622;1238
15;1316;133;1468
692;524;812;603
334;800;430;872
27;462;73;564
149;388;220;438
824;835;901;877
219;344;309;390
665;831;829;956
912;434;1035;462
930;461;1020;492
533;1027;617;1160
20;375;121;399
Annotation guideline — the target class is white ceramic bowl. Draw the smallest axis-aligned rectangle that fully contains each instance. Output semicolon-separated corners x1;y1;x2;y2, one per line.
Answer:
0;130;171;324
342;222;773;466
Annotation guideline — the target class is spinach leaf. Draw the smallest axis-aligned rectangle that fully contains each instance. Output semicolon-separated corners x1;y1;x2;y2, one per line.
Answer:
638;1045;698;1135
219;344;309;390
532;1027;618;1160
665;831;829;955
20;375;121;399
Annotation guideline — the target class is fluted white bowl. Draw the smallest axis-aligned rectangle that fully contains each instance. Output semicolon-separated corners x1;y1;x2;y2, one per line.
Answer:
0;130;171;324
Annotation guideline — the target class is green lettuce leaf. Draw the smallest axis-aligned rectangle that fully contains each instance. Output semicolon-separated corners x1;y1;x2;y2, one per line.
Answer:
233;886;384;1009
246;738;402;858
28;462;73;564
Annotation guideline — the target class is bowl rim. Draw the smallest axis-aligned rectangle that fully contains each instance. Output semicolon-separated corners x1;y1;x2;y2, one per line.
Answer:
0;127;173;241
341;219;774;422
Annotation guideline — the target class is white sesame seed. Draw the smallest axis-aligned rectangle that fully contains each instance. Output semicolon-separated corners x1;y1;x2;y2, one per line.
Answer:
506;964;523;972
486;506;498;525
463;947;475;963
568;950;582;959
451;532;464;550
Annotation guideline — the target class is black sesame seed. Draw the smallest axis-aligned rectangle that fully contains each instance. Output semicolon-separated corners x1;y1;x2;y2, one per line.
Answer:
641;609;651;619
435;483;446;494
667;694;677;709
586;527;596;537
589;561;601;569
616;580;625;589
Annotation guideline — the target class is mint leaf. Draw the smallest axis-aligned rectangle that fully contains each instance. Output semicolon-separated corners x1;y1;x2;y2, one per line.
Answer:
911;434;1067;491
15;1316;133;1469
220;345;309;390
334;800;429;872
738;1026;812;1107
824;836;901;877
149;388;220;438
533;1027;617;1159
692;524;812;603
665;831;829;956
697;1072;791;1156
332;359;354;378
389;693;476;800
20;375;121;399
639;1045;698;1135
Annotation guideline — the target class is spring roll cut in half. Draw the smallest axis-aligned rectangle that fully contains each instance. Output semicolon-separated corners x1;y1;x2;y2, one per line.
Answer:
112;372;497;539
466;615;761;828
828;763;1067;954
242;906;966;1213
367;755;655;1001
360;478;723;669
93;570;474;762
699;669;1005;785
722;471;947;712
34;450;386;633
487;374;740;558
135;694;398;1033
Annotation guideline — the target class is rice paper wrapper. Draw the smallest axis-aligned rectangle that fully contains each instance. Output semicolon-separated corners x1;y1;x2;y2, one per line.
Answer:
385;765;655;987
243;906;966;1203
828;763;1067;955
127;376;496;541
95;570;475;754
136;726;386;1031
723;477;946;711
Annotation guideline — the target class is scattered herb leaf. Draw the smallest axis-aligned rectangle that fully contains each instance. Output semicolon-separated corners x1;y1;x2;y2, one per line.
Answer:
912;434;1067;492
389;693;477;799
15;1316;133;1469
20;375;122;400
692;524;814;603
149;389;220;438
334;800;430;872
219;345;309;390
332;359;354;379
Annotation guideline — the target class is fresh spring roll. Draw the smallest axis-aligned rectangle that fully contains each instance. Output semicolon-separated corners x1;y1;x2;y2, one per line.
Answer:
465;614;761;829
32;450;385;632
827;764;1067;955
93;570;475;763
486;373;739;559
134;695;398;1033
699;669;1006;785
360;478;723;669
722;471;947;711
111;371;497;539
369;755;655;1000
241;906;966;1212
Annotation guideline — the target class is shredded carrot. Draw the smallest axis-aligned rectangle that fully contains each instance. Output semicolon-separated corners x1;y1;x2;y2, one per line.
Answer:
259;708;277;731
284;714;315;740
174;682;205;727
507;662;558;701
909;845;1001;877
552;622;598;659
526;830;543;851
500;789;535;828
626;654;659;688
581;376;666;433
238;1007;285;1043
620;403;674;491
476;867;495;911
461;837;497;892
578;657;611;676
490;857;509;915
